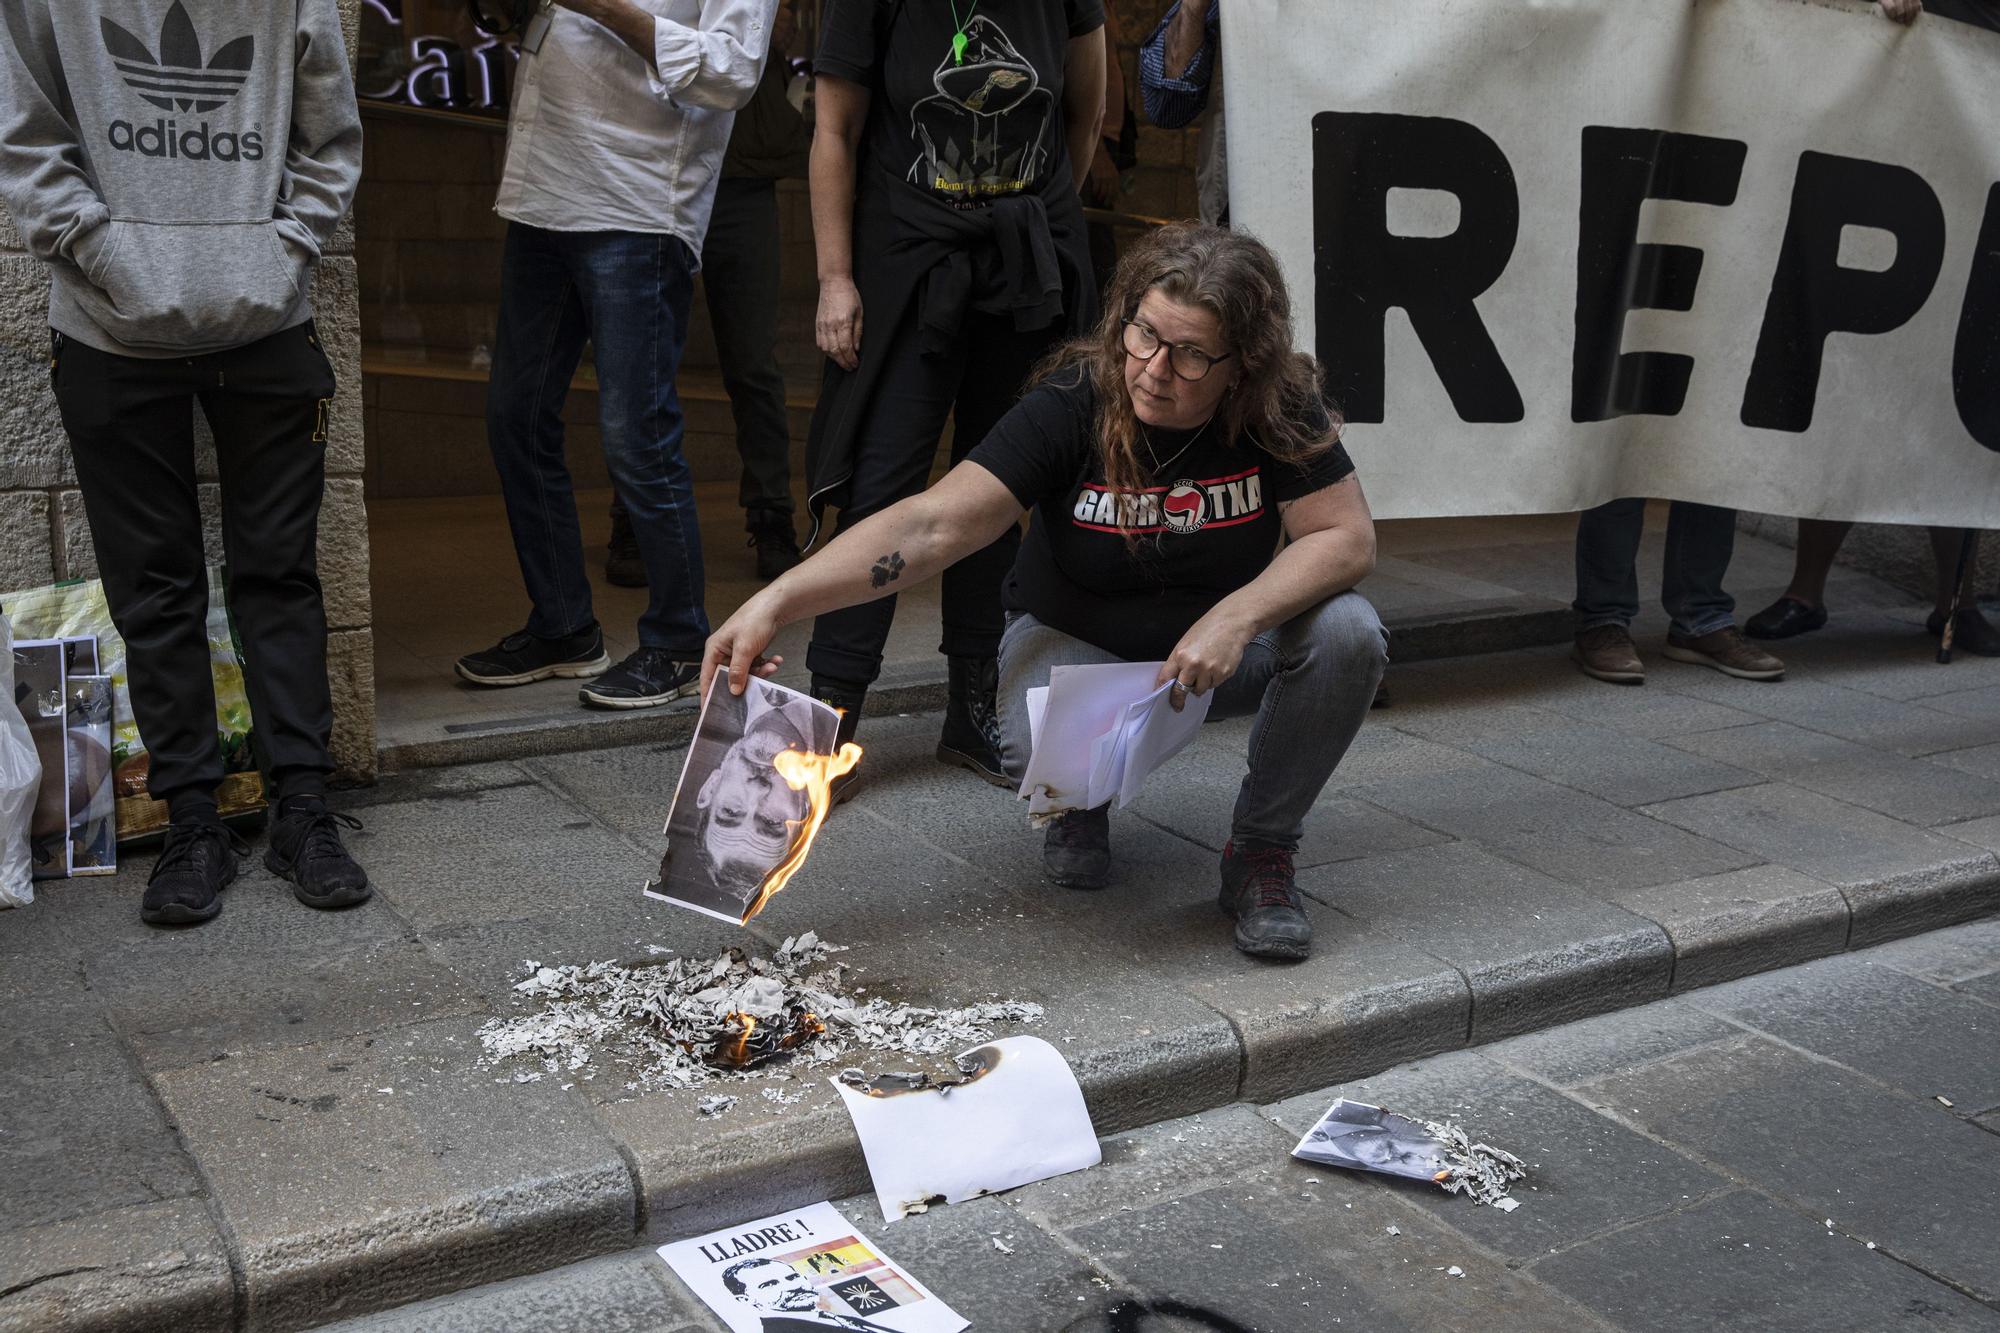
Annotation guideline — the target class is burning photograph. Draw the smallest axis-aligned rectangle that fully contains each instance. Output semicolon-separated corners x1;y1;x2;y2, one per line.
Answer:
648;676;852;924
1291;1098;1451;1184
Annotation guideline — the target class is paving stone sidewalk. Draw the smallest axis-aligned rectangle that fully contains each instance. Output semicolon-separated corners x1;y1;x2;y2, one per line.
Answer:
7;603;2000;1330
321;915;2000;1332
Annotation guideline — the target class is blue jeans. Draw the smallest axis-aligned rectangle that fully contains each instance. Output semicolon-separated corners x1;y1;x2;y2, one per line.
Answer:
486;223;709;654
1573;498;1736;638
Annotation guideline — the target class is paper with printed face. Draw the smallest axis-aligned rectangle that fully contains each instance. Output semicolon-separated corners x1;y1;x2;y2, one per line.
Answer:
657;1200;967;1333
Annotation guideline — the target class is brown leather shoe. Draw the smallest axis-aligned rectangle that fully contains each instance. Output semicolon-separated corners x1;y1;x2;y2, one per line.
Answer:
1663;626;1784;681
1573;624;1644;685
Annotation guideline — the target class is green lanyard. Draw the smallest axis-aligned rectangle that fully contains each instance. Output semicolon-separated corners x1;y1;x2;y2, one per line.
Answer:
948;0;979;63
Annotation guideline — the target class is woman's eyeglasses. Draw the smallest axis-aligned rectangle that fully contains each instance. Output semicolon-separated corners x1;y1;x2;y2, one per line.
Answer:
1121;319;1233;382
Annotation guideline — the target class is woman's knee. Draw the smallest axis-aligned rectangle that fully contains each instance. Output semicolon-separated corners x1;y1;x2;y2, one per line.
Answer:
1291;592;1388;676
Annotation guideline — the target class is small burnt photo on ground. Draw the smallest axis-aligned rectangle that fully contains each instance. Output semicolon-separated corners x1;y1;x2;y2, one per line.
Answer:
650;676;840;924
1291;1097;1450;1184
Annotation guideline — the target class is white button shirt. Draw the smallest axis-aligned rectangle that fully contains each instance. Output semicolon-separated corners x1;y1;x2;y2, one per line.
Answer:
494;0;776;256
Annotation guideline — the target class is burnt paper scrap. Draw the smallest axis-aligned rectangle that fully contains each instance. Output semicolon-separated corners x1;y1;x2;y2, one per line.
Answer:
647;676;846;925
658;1200;967;1333
1292;1097;1526;1207
833;1035;1101;1224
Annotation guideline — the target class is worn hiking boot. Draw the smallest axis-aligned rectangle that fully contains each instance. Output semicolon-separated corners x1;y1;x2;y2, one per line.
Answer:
606;507;646;588
747;509;802;582
815;679;867;807
937;655;1010;787
1218;841;1312;960
141;820;247;926
1663;626;1784;681
266;800;372;910
456;625;610;687
579;648;700;708
1043;805;1111;889
1573;624;1645;685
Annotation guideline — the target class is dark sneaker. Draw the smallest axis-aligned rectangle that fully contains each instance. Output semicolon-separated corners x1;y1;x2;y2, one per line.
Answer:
1928;607;2000;657
1043;805;1111;889
1218;841;1312;960
141;821;247;926
937;655;1011;788
456;625;610;687
266;805;372;910
1573;624;1645;685
1663;626;1784;681
1745;596;1827;641
606;507;646;588
748;510;801;582
579;647;700;709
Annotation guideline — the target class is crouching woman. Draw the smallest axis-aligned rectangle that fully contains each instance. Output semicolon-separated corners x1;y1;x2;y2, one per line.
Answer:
702;224;1386;960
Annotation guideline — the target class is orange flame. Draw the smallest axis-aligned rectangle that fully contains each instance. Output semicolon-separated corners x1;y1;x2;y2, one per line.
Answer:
726;1012;758;1066
737;742;864;922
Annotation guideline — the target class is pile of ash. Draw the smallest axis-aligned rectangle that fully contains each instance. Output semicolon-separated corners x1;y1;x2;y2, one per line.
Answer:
477;932;1044;1094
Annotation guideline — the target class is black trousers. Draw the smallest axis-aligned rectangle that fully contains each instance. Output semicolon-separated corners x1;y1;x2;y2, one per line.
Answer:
52;322;339;805
705;177;794;519
805;307;1055;687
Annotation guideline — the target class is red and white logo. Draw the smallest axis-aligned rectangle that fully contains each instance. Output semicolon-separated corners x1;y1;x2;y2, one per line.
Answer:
1161;481;1207;534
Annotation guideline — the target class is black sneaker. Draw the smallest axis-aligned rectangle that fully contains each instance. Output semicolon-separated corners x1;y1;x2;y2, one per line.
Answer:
456;625;610;687
266;804;372;910
1043;805;1111;889
606;507;646;588
937;655;1011;788
1218;841;1312;960
748;510;801;582
141;821;247;926
579;647;700;709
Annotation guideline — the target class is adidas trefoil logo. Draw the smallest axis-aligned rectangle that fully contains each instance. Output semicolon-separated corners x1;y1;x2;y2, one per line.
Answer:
102;2;254;114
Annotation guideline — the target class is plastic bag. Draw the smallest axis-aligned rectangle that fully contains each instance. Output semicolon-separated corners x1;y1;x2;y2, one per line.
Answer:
1;614;45;908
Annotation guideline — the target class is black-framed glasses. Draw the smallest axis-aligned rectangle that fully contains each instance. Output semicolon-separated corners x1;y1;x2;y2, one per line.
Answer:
1121;319;1233;382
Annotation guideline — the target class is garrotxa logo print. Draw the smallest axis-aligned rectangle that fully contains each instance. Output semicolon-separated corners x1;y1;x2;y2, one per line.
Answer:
102;2;253;113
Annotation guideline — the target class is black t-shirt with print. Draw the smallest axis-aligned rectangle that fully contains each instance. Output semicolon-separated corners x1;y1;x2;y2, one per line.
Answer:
817;0;1104;202
969;372;1358;661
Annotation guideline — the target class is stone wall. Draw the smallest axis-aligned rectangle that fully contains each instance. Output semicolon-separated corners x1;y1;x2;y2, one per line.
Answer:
1737;513;2000;607
0;0;375;782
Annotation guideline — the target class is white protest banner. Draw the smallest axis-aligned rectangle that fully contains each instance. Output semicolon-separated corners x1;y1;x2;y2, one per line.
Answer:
1226;0;2000;526
658;1200;968;1333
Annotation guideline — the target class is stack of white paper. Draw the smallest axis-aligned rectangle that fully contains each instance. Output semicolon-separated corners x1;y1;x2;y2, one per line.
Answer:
1021;661;1212;817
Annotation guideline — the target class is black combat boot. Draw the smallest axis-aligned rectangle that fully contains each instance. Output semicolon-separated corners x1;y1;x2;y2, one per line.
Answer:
813;677;867;807
1218;840;1312;960
936;655;1009;787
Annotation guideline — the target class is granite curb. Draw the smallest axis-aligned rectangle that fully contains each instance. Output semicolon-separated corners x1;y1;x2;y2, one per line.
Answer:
11;867;1995;1331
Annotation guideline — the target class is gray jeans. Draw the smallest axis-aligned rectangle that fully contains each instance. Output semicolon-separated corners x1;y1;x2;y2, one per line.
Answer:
995;593;1389;851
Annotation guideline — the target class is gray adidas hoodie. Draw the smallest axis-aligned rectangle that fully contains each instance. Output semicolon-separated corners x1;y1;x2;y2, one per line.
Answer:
0;0;362;357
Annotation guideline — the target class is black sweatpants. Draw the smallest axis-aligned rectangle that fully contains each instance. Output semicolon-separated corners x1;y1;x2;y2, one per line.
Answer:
806;308;1055;687
51;321;339;806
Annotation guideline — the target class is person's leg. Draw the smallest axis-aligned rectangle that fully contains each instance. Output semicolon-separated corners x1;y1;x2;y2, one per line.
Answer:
1205;591;1388;960
53;338;239;923
1747;518;1847;639
702;180;796;523
1659;501;1784;679
995;611;1125;887
1572;498;1645;629
1926;528;2000;654
573;231;710;705
200;322;370;909
461;222;606;684
929;313;1051;783
604;491;645;588
1571;497;1647;683
806;315;965;693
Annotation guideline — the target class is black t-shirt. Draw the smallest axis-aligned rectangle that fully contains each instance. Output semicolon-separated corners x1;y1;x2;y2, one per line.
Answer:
817;0;1104;202
969;372;1358;661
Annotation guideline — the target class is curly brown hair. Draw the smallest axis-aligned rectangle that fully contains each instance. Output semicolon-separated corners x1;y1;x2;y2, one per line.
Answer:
1036;223;1340;540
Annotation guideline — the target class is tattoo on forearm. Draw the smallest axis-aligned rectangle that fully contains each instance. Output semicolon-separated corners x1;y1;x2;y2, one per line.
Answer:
869;551;907;589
